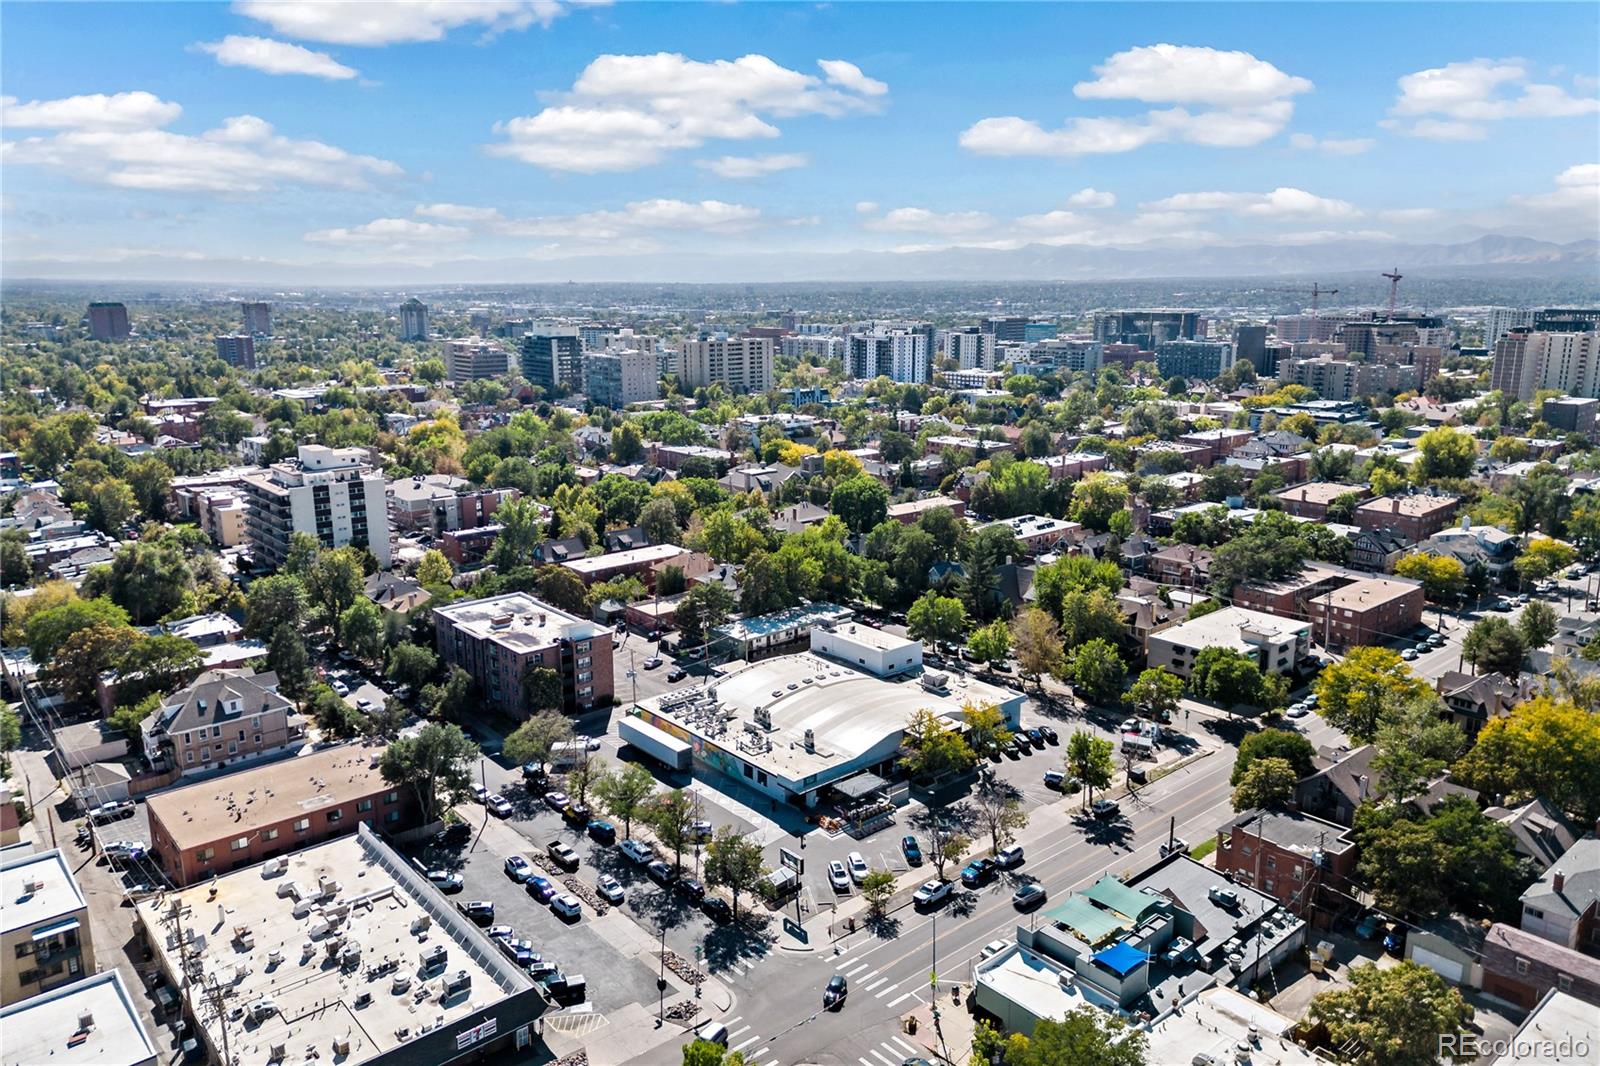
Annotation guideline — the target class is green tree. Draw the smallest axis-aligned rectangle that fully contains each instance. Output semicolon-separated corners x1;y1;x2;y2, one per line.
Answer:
1191;647;1268;710
487;496;543;570
961;700;1013;754
1394;552;1466;603
677;582;735;650
860;870;896;916
1004;1008;1148;1066
899;707;976;781
385;643;438;691
24;598;131;666
1066;730;1115;811
1461;616;1527;679
308;684;363;739
593;762;657;838
106;692;161;740
907;591;969;647
1069;638;1126;704
85;540;194;624
1231;757;1298;810
339;598;386;663
521;666;563;713
530;565;588;616
646;788;696;872
306;547;365;637
38;623;140;704
86;478;138;533
503;710;574;769
1232;729;1316;784
1514;536;1576;584
1517;600;1558;649
380;722;479;824
1310;962;1473;1066
1128;669;1182;722
683;1040;748;1066
421;665;474;721
1313;646;1431;741
1353;795;1531;918
611;421;646;464
830;475;889;534
638;496;682;546
704;828;768;919
1413;426;1477;482
1009;607;1064;691
416;549;454;587
0;705;20;776
1452;696;1600;820
967;619;1011;667
245;574;309;637
1056;589;1127;648
267;624;312;696
1069;473;1130;532
1371;698;1466;800
974;778;1029;856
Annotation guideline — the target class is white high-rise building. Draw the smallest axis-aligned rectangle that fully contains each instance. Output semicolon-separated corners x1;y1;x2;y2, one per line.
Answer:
1485;307;1535;349
242;445;391;570
941;328;997;371
585;349;659;407
443;338;508;381
781;335;845;361
1491;330;1600;401
679;335;774;392
849;329;929;383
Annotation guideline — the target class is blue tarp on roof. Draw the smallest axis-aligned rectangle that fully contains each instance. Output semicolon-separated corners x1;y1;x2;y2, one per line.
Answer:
1092;940;1149;977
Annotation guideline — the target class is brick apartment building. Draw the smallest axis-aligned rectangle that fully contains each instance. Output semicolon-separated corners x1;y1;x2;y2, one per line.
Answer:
1234;564;1425;649
433;592;615;716
140;670;298;780
1176;428;1255;465
1214;809;1358;926
1274;482;1371;521
1039;452;1109;482
885;495;967;524
1354;493;1462;542
562;543;690;589
146;743;418;886
441;524;501;567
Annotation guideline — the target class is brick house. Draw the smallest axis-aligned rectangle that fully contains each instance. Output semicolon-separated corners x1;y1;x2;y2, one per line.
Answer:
1149;544;1213;587
1274;482;1371;521
1480;922;1600;1009
146;743;418;887
140;670;298;780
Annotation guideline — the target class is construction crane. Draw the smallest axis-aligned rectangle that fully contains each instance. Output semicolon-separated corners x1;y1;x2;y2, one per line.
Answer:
1306;281;1338;320
1382;267;1404;316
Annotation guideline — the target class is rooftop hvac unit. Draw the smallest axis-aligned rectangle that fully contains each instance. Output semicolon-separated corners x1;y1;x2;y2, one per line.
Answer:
262;858;283;877
333;1037;351;1056
77;1011;94;1031
410;915;431;935
803;729;815;753
268;1043;286;1062
276;879;299;898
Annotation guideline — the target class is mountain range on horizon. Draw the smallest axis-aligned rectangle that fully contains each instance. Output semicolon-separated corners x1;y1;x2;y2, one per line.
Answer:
5;233;1596;288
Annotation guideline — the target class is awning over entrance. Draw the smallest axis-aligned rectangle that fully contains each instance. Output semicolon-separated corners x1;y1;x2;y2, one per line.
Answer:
831;772;889;800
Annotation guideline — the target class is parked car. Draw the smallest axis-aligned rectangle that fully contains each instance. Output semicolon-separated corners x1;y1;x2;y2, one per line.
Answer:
503;856;533;883
561;803;591;825
331;680;349;697
847;851;870;884
667;668;687;683
597;875;625;905
1091;799;1120;819
1159;839;1190;858
1043;769;1066;789
823;975;848;1010
427;870;464;893
689;820;715;841
89;800;135;824
526;876;557;903
1119;717;1141;734
472;784;490;803
643;656;663;669
104;840;148;860
457;900;494;924
547;840;579;870
901;835;923;865
696;1021;729;1046
1401;648;1418;661
1012;883;1047;909
1039;725;1058;744
486;794;514;818
486;925;514;942
587;820;616;845
436;821;471;845
551;894;583;920
960;858;996;887
619;839;654;865
1010;734;1033;756
1025;728;1045;749
995;844;1024;869
543;791;569;812
913;880;953;907
702;897;733;923
1286;704;1310;718
675;878;706;902
646;860;678;885
828;861;850;891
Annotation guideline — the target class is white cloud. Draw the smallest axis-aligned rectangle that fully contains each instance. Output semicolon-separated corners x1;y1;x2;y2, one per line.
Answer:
961;44;1309;158
496;198;763;240
696;152;808;178
1;97;402;194
1288;132;1375;156
1378;208;1443;224
817;59;888;97
1510;162;1600;217
861;206;995;235
1065;187;1116;208
1388;58;1600;139
488;53;887;172
305;218;471;244
1142;186;1360;220
234;0;575;46
196;35;357;79
415;203;502;222
855;201;878;214
1;90;182;130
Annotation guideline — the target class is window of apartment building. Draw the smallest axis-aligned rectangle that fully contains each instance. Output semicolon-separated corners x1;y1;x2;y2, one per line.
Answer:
1264;856;1276;870
252;717;261;731
578;672;592;683
201;747;210;761
385;809;402;824
385;791;399;804
228;742;237;755
212;725;221;738
1556;973;1573;992
579;686;593;698
186;751;194;764
231;836;249;852
263;828;279;841
577;642;591;653
357;799;374;812
254;734;262;745
327;810;343;824
577;656;591;667
1515;957;1531;975
238;729;245;741
293;818;310;833
197;847;215;862
1294;865;1304;880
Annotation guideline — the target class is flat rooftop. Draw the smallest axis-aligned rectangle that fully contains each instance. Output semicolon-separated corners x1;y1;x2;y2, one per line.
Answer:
136;829;534;1066
715;602;852;641
563;543;685;574
1;848;86;935
1495;990;1599;1066
885;495;963;517
975;944;1118;1019
433;592;606;649
1226;809;1356;858
1317;575;1422;609
0;971;157;1066
1154;605;1309;649
641;651;1019;788
1144;987;1320;1066
1357;493;1461;517
147;743;393;852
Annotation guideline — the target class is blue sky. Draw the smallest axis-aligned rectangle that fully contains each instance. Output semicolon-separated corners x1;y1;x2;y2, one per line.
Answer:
2;1;1597;280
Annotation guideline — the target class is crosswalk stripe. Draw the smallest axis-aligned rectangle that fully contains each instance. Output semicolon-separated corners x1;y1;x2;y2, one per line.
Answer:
870;1049;899;1066
728;1026;750;1039
844;963;870;977
731;1036;759;1052
751;1048;769;1059
888;991;914;1008
874;981;901;998
761;1060;777;1066
725;1016;742;1026
864;977;888;992
889;1036;920;1056
835;955;857;969
859;1058;876;1066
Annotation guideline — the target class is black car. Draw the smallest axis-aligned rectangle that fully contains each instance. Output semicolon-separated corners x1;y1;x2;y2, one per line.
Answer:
901;835;923;865
667;668;687;682
587;819;616;845
702;897;733;923
675;878;706;902
1025;728;1045;749
1011;734;1033;756
436;822;472;845
457;900;495;924
1039;725;1058;744
823;975;848;1010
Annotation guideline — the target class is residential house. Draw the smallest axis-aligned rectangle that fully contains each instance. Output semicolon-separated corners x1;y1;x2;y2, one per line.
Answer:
1436;670;1533;736
141;669;297;779
1148;544;1212;587
1424;522;1520;581
1518;837;1600;956
770;502;831;534
884;495;966;523
1487;798;1583;873
1274;482;1370;521
1293;744;1379;827
1480;922;1600;1009
1347;527;1413;572
364;571;431;615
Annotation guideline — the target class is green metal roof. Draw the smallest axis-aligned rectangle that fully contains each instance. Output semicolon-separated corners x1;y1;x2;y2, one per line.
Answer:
1084;875;1159;923
1042;894;1131;946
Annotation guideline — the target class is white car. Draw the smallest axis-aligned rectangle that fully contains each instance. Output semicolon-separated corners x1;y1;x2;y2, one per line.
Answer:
331;680;349;697
486;794;514;818
551;893;583;919
846;851;870;884
1286;705;1310;718
596;875;625;905
619;839;655;865
827;861;850;891
913;880;953;907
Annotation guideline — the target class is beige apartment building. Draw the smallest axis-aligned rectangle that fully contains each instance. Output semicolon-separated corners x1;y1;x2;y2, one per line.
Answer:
679;335;774;393
1;849;93;1005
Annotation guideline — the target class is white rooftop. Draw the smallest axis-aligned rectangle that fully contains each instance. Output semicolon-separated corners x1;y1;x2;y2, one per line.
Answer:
1144;987;1320;1066
1;848;86;936
974;944;1118;1020
563;543;685;574
136;829;534;1066
1493;989;1599;1066
434;592;607;649
0;971;157;1066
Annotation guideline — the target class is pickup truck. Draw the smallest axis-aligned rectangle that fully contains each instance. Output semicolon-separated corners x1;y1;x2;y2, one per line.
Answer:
547;840;580;871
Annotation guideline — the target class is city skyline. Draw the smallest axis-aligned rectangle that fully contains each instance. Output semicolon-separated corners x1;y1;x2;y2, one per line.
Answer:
2;1;1598;283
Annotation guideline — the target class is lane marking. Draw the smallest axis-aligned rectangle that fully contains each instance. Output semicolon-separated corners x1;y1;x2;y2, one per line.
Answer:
731;1036;759;1052
728;1026;750;1039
